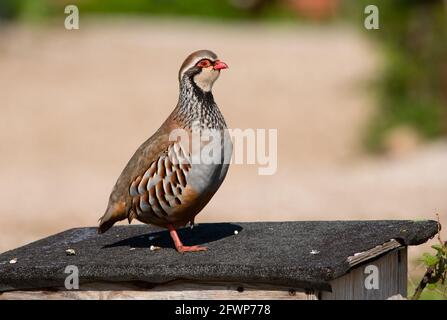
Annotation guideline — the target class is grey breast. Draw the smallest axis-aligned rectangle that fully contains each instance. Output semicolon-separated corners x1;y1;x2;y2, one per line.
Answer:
187;128;233;195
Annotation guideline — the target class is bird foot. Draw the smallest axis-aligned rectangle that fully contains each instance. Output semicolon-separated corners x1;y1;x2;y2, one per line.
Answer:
176;245;208;253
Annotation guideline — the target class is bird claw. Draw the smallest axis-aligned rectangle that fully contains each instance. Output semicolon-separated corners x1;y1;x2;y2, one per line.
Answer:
176;245;208;253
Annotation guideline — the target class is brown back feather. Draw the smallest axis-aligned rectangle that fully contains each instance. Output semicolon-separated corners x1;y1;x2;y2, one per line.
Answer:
98;115;183;233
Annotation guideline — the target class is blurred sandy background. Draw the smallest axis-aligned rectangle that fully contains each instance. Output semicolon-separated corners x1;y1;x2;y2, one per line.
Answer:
0;2;446;296
1;19;445;248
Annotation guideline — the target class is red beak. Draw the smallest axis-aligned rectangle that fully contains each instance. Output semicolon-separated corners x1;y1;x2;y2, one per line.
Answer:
213;60;228;70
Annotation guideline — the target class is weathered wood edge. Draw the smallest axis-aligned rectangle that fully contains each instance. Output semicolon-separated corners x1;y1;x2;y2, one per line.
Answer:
0;280;318;300
347;239;402;267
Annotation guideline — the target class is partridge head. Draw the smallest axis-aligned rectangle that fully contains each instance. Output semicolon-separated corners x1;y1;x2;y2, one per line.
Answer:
98;50;232;253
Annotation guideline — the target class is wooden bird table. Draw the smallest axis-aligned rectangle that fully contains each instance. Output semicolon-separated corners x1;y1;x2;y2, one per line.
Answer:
0;220;438;300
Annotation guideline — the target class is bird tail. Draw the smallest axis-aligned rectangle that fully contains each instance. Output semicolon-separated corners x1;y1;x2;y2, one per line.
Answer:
98;201;126;234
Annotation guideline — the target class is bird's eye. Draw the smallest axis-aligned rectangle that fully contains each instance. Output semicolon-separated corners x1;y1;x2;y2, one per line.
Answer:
197;59;211;68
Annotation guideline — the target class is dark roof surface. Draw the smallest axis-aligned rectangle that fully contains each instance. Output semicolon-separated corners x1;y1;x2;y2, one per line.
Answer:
0;220;438;292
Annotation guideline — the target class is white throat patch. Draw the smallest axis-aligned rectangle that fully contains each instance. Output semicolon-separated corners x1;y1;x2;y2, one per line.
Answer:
193;67;220;92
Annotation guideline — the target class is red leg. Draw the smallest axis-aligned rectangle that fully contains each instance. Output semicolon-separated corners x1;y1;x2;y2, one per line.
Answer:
168;224;207;253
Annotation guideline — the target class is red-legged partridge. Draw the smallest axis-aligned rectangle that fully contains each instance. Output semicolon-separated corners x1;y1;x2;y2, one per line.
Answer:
98;50;232;253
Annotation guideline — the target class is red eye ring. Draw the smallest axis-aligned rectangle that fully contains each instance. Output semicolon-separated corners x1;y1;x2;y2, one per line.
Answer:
197;59;211;68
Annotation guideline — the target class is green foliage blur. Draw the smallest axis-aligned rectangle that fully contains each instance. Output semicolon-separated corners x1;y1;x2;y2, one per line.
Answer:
1;0;446;152
0;0;50;22
409;242;447;300
344;0;447;152
0;0;296;21
408;280;447;300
